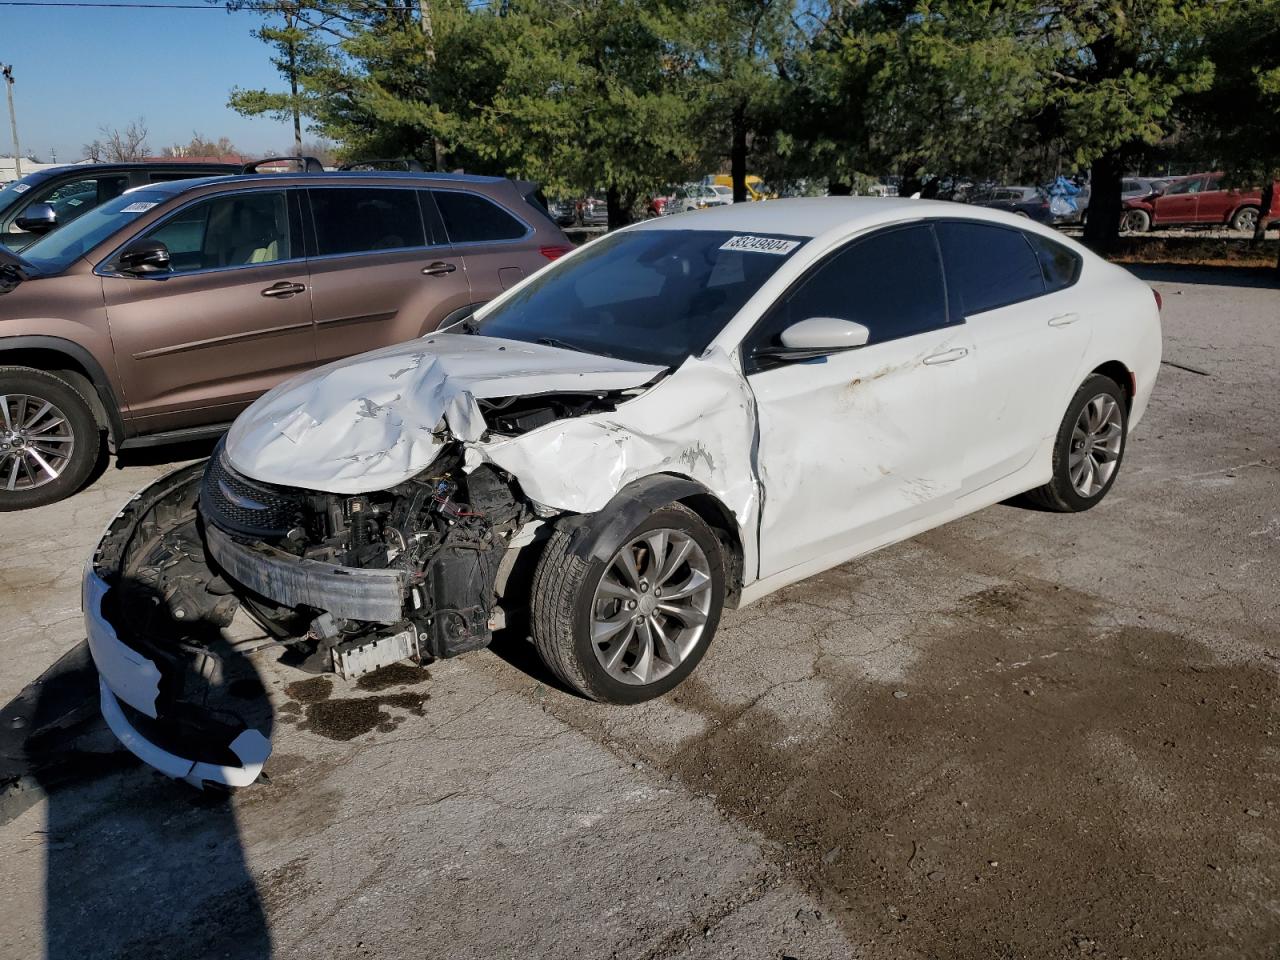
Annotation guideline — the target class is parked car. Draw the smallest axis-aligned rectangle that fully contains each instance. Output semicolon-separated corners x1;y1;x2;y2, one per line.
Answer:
0;161;241;252
710;184;735;205
0;170;572;509
1121;172;1276;233
970;185;1053;223
84;197;1161;786
710;174;774;201
574;197;609;226
673;183;725;212
1122;177;1166;200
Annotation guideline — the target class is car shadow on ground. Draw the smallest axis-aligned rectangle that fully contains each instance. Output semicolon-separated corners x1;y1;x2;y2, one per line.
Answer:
0;576;274;960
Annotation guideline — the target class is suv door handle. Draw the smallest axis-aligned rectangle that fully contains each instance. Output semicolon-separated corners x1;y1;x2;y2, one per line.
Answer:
1048;312;1080;327
422;261;457;277
922;347;969;365
261;282;306;298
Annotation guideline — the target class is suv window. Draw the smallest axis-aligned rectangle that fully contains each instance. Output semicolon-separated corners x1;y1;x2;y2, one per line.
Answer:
1164;178;1202;196
433;189;527;244
8;176;128;234
750;224;948;363
935;221;1044;316
309;187;424;256
141;190;293;272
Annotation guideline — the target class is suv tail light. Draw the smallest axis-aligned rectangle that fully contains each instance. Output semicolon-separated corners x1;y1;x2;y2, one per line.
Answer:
540;245;573;261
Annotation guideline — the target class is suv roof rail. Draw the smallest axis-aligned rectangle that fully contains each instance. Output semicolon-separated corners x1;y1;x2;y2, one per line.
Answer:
338;158;426;172
242;156;326;175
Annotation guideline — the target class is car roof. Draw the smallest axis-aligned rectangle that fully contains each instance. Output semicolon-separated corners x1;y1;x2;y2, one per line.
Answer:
629;196;1057;239
21;161;238;181
136;169;511;197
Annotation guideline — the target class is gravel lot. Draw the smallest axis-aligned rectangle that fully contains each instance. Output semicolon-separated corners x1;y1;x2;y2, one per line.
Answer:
1;265;1277;959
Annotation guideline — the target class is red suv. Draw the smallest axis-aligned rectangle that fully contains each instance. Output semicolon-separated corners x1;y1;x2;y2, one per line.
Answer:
1121;172;1274;233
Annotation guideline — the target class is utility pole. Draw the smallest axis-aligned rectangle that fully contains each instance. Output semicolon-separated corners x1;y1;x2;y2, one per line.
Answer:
2;65;21;179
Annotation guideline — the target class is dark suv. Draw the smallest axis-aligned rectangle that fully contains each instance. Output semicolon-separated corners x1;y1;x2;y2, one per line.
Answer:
0;161;241;251
0;171;573;509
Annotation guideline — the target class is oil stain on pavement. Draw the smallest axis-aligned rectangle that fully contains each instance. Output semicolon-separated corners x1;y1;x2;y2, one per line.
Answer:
279;667;432;742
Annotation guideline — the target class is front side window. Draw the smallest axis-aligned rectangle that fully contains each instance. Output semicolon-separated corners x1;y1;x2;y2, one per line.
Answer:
470;228;804;366
433;190;527;244
310;187;425;256
935;221;1045;316
750;224;948;361
1164;178;1202;196
139;190;292;272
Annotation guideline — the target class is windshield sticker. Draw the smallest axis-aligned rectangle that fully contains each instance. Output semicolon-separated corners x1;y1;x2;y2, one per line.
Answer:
720;235;800;256
13;183;29;193
67;198;84;207
120;201;159;214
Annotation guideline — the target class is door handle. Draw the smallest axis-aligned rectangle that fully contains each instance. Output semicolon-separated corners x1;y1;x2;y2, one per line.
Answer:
1048;312;1080;327
422;261;458;277
922;347;969;365
261;282;306;298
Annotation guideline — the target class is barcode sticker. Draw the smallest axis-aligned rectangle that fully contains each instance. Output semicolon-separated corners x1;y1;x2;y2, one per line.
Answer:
120;201;159;213
719;235;800;255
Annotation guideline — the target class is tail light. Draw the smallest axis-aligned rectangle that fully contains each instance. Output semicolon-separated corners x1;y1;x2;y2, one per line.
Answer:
539;245;573;260
1153;289;1163;310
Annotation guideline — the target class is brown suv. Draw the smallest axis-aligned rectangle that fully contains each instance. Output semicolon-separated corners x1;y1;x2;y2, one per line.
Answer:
0;171;572;509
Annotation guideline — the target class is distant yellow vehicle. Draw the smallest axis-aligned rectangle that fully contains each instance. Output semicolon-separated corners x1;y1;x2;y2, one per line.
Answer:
710;174;774;201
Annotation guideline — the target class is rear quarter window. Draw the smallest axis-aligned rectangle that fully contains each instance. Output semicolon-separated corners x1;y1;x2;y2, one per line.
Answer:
433;190;528;244
1026;232;1083;293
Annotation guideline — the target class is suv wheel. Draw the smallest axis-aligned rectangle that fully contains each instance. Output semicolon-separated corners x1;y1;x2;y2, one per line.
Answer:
0;367;101;511
1230;206;1260;233
531;503;725;704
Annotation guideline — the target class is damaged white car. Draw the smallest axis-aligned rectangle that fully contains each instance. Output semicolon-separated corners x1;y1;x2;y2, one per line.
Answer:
84;198;1161;786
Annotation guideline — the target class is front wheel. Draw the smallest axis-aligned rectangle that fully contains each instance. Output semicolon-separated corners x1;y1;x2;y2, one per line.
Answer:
531;503;725;703
0;367;101;511
1025;374;1128;513
1120;209;1151;233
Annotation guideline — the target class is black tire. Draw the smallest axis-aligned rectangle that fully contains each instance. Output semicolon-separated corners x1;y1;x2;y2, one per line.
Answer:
1025;373;1128;513
1120;209;1151;233
531;503;725;704
0;366;101;511
1230;206;1259;233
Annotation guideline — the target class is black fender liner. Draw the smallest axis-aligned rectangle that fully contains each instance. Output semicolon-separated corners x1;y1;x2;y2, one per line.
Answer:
0;334;126;443
557;474;744;603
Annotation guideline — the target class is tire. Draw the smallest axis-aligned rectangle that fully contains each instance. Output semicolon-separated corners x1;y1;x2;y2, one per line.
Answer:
1230;206;1259;233
531;503;725;704
1120;209;1151;233
0;366;101;511
1025;373;1128;513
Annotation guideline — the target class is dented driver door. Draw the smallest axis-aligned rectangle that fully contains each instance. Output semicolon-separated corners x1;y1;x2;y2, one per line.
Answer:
742;223;975;582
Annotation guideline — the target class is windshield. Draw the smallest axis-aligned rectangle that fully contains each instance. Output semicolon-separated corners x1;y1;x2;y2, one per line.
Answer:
470;229;805;366
18;189;171;274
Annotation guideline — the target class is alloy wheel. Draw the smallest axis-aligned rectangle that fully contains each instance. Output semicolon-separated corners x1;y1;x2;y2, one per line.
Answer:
590;528;713;686
0;393;76;491
1069;393;1123;498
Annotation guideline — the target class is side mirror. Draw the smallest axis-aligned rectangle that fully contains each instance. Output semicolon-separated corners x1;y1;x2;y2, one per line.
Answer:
757;317;870;362
117;238;172;276
15;203;57;235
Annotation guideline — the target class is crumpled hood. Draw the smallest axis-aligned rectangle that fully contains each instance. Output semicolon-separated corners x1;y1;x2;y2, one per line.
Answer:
225;333;665;493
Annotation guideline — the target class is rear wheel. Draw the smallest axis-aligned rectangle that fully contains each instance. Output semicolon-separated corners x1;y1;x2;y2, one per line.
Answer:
1025;373;1128;513
1120;209;1151;233
1230;206;1259;233
531;503;724;703
0;367;101;511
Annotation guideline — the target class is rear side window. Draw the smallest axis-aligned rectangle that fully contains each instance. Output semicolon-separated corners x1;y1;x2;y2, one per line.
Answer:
1026;232;1082;292
935;221;1044;317
433;190;527;243
756;223;949;352
309;187;425;256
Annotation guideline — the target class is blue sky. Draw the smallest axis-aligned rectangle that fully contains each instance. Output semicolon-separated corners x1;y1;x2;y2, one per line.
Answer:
1;2;301;162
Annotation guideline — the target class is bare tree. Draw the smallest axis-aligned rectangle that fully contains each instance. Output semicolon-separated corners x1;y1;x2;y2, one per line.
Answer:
81;139;105;162
98;118;150;161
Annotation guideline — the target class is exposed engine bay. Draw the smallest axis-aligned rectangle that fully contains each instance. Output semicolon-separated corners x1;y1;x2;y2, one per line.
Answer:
198;439;533;679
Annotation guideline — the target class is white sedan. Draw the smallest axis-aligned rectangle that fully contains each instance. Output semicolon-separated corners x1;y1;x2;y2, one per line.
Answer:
85;198;1161;786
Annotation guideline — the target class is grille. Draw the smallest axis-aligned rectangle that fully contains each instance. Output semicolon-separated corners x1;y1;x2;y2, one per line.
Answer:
200;441;303;540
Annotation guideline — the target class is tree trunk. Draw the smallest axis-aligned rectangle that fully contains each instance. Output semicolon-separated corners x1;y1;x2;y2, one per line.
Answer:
1083;150;1123;254
730;104;748;204
1253;180;1273;244
606;184;633;231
